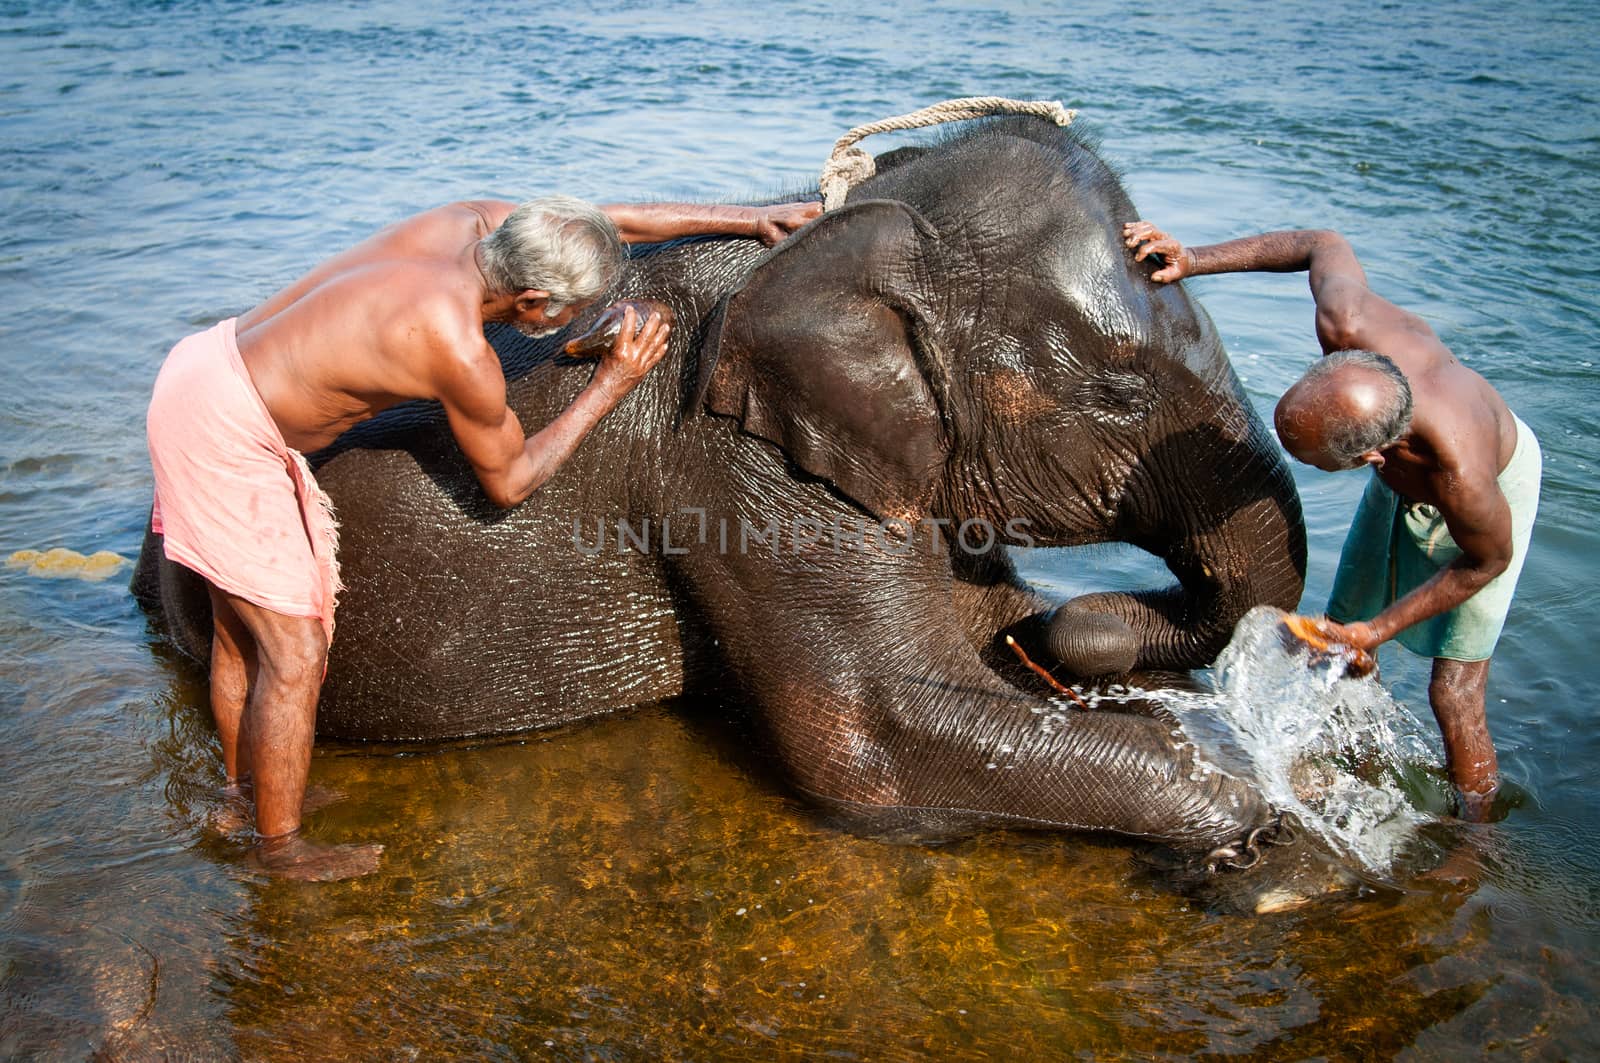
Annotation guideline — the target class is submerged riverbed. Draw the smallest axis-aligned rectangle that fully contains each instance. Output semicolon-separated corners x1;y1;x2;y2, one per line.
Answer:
4;0;1599;1057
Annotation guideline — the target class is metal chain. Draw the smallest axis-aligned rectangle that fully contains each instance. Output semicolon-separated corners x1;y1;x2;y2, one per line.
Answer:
1204;810;1302;873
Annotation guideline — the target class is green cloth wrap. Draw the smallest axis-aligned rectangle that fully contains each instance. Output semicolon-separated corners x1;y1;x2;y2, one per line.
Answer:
1327;414;1541;661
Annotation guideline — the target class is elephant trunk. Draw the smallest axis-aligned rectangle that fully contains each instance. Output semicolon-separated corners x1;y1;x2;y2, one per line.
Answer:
1050;419;1306;674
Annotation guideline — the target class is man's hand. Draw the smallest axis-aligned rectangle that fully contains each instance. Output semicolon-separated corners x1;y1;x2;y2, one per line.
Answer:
751;201;823;246
592;306;670;403
1122;221;1197;283
1280;613;1378;676
1310;617;1384;654
563;299;674;360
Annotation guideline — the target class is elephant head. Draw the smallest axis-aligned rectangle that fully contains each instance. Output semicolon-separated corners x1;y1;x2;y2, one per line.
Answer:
699;118;1305;673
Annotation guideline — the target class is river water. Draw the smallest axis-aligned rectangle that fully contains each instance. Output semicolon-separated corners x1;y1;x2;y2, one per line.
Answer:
3;0;1598;1057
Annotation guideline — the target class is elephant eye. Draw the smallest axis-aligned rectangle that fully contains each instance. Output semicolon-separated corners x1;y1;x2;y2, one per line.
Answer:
1071;371;1155;428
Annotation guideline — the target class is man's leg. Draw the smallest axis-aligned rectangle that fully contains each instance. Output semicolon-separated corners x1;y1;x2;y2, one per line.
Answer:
220;590;382;880
207;587;256;785
203;587;260;833
1429;657;1497;821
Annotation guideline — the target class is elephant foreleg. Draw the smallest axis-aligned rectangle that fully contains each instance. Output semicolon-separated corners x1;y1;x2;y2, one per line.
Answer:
707;587;1272;850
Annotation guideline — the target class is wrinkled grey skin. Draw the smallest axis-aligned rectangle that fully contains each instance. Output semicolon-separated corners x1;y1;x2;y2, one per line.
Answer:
134;118;1306;852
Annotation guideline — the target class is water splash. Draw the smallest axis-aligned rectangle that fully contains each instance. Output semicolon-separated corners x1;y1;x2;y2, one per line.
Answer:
1134;607;1436;873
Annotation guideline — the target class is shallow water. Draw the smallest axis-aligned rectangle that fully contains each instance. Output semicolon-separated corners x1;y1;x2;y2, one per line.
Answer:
4;0;1600;1057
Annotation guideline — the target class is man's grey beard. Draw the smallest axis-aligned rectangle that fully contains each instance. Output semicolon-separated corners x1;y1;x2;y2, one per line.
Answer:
512;322;562;339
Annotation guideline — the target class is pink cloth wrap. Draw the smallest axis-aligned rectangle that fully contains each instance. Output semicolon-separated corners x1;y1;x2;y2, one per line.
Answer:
146;318;342;644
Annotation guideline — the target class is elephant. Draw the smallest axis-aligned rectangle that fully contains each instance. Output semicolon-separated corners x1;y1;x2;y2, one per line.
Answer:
134;116;1307;855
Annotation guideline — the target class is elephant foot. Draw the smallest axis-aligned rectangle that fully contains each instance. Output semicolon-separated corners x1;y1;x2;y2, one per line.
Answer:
1047;604;1139;676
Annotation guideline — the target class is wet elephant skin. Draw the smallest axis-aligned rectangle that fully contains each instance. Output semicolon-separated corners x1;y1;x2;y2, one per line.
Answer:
134;118;1305;851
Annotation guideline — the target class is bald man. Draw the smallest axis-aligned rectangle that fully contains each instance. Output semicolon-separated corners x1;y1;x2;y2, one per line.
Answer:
1123;221;1541;820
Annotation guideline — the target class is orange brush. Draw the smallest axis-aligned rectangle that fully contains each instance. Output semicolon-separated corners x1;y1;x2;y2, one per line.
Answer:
1279;614;1377;678
563;300;675;357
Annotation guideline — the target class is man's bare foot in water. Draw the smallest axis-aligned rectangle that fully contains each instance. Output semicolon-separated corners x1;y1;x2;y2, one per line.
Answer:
248;830;384;881
207;782;349;836
1456;781;1500;823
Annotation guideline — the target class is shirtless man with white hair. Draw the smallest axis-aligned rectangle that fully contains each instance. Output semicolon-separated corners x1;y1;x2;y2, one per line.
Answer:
147;195;820;878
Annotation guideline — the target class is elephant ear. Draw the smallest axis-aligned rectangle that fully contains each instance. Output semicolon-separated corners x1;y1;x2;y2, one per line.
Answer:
697;199;945;520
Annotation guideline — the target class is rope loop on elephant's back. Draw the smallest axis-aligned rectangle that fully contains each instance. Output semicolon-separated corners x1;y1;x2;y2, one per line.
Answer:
818;96;1077;211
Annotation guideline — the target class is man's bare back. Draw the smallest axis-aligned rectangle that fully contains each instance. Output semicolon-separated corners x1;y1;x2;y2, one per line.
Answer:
229;195;819;509
1303;250;1518;509
235;201;501;452
234;197;820;455
1123;222;1516;560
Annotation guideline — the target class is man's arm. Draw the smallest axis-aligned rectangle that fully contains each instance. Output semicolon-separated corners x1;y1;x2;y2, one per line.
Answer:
1121;222;1429;354
435;307;669;508
601;201;821;247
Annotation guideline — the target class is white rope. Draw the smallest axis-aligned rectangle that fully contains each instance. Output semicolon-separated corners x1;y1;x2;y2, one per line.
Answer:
818;96;1076;211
